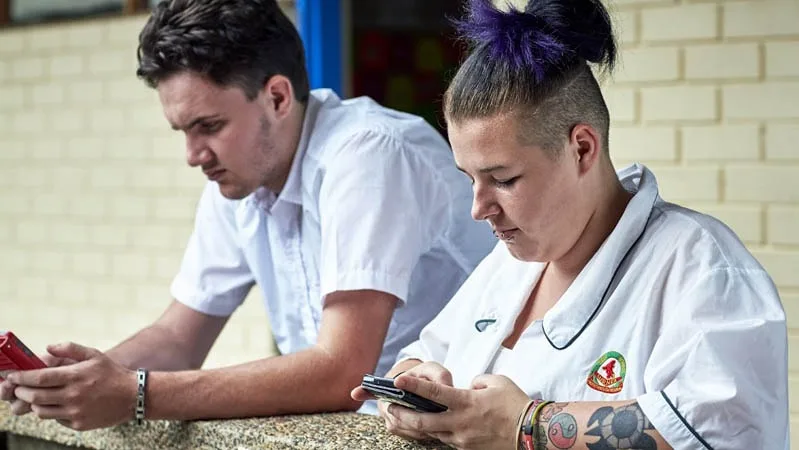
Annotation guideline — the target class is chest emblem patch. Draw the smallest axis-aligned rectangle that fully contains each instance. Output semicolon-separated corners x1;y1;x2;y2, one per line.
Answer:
587;351;626;394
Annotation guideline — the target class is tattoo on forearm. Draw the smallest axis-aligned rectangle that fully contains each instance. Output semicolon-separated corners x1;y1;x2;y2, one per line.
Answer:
537;403;578;449
585;402;656;450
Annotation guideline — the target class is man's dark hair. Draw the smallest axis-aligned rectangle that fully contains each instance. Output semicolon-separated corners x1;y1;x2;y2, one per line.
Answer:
445;0;617;157
137;0;310;103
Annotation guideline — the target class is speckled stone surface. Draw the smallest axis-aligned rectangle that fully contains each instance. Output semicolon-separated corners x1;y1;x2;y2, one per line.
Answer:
0;403;453;449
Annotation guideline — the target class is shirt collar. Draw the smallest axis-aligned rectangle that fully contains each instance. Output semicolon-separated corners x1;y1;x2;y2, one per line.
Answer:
252;93;324;211
542;163;660;349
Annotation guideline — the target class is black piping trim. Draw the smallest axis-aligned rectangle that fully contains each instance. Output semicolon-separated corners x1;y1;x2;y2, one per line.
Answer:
661;391;714;450
543;207;654;350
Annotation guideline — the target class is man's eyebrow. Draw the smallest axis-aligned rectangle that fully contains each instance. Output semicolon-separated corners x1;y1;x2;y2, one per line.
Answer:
171;115;221;131
455;165;509;174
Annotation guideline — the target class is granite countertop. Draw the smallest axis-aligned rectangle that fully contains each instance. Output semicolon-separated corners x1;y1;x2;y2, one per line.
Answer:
0;402;452;449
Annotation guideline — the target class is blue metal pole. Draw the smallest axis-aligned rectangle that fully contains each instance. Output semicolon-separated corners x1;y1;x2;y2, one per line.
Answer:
297;0;343;96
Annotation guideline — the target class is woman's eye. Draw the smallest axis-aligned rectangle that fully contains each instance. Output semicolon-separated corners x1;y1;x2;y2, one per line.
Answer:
494;176;519;188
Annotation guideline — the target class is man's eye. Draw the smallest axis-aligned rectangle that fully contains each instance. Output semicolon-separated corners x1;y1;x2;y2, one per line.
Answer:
494;176;519;188
200;122;222;134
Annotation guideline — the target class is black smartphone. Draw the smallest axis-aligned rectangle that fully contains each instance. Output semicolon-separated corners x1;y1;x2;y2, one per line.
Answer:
361;374;448;413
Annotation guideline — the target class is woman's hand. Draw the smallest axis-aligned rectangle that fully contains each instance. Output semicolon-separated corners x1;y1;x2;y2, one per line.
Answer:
386;374;530;450
351;360;454;441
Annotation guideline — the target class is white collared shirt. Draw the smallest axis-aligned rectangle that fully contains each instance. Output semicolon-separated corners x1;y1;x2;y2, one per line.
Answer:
398;164;789;449
170;89;497;413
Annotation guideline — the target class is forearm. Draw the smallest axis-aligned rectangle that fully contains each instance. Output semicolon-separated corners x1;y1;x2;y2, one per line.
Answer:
144;345;364;421
106;324;197;371
527;400;672;450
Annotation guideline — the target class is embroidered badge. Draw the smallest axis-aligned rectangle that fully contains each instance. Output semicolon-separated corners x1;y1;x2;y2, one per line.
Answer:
474;319;496;332
586;351;626;394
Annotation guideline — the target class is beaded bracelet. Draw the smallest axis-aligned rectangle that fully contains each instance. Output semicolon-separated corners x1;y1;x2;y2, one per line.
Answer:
135;369;148;425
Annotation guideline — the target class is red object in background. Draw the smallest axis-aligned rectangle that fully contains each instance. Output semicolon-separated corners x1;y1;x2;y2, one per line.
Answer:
0;331;46;380
356;31;391;72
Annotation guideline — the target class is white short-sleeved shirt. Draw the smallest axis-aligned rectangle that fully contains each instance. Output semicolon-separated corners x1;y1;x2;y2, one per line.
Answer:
170;89;497;412
398;163;789;449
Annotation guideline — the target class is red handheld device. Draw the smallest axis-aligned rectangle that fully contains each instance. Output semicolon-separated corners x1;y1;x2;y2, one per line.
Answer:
0;331;46;381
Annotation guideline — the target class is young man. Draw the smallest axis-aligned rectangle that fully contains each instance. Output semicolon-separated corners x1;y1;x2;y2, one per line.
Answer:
0;0;495;430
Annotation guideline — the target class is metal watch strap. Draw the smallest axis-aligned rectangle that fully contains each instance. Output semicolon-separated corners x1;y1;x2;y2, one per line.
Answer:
135;369;148;425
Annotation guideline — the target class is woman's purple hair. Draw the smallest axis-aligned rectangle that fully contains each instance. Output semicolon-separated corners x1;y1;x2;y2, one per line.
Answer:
444;0;618;155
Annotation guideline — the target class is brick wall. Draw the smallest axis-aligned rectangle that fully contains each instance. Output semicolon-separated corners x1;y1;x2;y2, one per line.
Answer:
1;0;798;441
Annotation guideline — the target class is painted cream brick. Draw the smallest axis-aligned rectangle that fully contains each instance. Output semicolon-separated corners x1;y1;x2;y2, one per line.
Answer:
16;167;50;189
30;83;65;106
109;195;149;220
49;54;85;77
51;279;92;306
17;277;51;300
767;124;799;160
16;220;50;245
11;57;46;81
51;167;89;191
751;251;799;289
130;106;170;131
726;166;799;203
130;225;179;249
88;50;134;75
612;0;675;5
27;28;65;51
153;197;200;221
90;282;134;307
68;80;105;105
685;44;759;80
105;17;148;45
33;194;67;216
0;195;30;216
90;108;127;134
67;137;106;159
130;166;173;189
152;135;184;160
682;125;759;161
725;1;799;38
642;4;717;42
70;194;108;219
66;24;107;49
71;252;110;277
650;166;720;201
0;249;29;272
173;167;205;189
50;110;86;133
766;42;799;78
609;127;677;161
51;223;89;246
0;31;25;54
151;254;184;282
11;111;47;134
0;86;25;111
107;79;156;103
603;88;637;123
615;47;679;83
0;60;7;82
89;224;129;247
0;139;26;160
641;86;717;122
0;222;10;243
691;205;762;245
111;254;152;279
91;167;129;189
724;83;799;120
28;251;68;273
781;293;799;328
768;207;799;245
615;10;638;45
134;285;171;311
106;136;150;160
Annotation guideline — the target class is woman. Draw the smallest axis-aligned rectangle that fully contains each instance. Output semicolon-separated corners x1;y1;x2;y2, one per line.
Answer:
352;0;789;449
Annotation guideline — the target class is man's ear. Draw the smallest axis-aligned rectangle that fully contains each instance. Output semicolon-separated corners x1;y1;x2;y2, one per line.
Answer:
262;75;294;120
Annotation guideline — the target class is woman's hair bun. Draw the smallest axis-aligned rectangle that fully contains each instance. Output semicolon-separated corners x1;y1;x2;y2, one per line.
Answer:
454;0;617;80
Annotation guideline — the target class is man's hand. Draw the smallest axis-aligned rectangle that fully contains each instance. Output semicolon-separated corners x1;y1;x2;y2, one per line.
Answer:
383;374;529;450
352;360;455;442
1;353;78;416
7;342;136;431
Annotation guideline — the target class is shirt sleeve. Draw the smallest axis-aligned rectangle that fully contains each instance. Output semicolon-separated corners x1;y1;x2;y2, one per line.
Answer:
637;267;789;450
317;130;448;304
170;182;256;317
